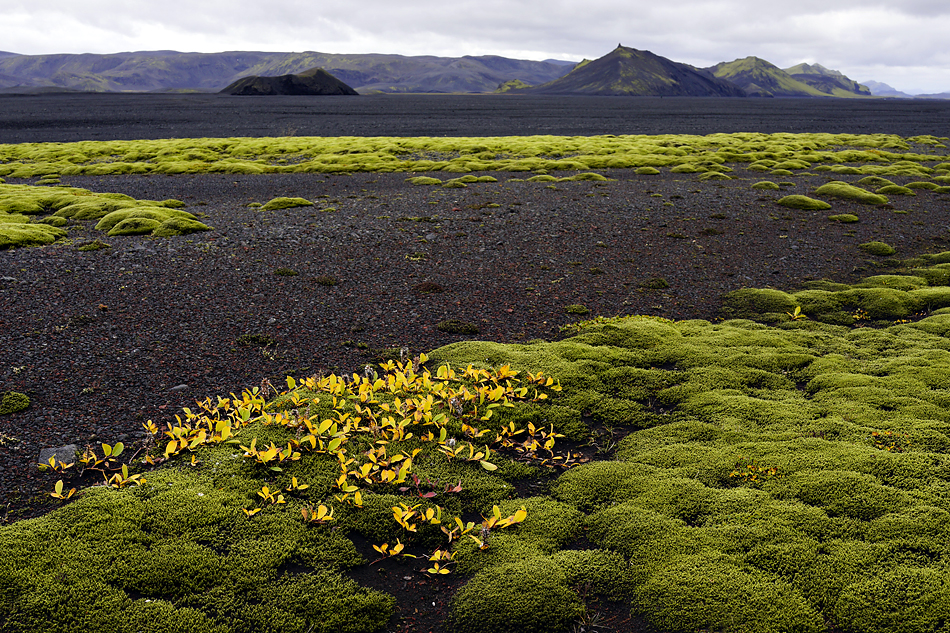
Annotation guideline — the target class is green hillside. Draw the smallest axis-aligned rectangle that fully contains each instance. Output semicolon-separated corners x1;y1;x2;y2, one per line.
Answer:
784;63;872;97
525;45;746;96
708;57;829;97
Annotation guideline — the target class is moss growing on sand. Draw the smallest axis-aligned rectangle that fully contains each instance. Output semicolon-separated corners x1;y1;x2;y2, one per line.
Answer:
751;181;780;190
777;195;832;210
876;185;916;196
858;241;897;256
0;132;944;180
260;197;313;211
0;223;66;249
815;181;888;205
636;166;661;175
829;214;860;223
0;391;29;414
95;208;209;237
0;183;197;246
407;176;443;185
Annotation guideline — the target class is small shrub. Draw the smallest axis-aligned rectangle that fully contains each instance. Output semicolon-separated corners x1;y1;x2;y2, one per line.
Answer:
564;304;590;315
274;267;298;276
314;275;339;286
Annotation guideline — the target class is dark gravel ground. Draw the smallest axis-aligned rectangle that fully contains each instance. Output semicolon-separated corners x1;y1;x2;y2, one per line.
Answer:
2;93;950;142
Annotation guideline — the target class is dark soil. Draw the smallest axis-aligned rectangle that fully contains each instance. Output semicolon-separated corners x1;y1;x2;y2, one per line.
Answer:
2;93;950;142
1;97;949;631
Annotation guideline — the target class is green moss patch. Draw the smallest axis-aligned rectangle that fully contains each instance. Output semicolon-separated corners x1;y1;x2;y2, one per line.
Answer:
858;241;897;256
876;185;915;196
751;181;780;190
0;183;198;247
815;181;888;205
829;214;860;223
260;197;313;211
0;132;944;180
777;195;832;210
0;391;29;414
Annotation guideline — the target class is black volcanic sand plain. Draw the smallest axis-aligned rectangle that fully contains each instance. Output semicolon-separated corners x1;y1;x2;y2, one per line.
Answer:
2;100;950;633
2;93;950;143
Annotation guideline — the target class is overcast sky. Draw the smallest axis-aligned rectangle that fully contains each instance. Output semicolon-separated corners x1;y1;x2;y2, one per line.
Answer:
3;0;949;94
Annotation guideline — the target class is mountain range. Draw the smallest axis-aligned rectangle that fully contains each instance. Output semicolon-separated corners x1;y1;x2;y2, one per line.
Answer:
517;46;745;96
0;46;944;98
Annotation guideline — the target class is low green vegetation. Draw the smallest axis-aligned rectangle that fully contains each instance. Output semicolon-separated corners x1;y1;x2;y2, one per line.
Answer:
0;183;207;247
0;391;29;415
260;197;313;211
814;181;889;205
0;132;946;179
777;195;832;210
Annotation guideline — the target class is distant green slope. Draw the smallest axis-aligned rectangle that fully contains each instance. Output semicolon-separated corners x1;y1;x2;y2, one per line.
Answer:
525;45;746;97
784;62;872;97
707;57;829;97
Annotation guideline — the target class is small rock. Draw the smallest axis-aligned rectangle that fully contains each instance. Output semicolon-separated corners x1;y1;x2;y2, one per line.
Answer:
425;233;438;241
267;317;276;325
169;384;188;392
38;444;78;466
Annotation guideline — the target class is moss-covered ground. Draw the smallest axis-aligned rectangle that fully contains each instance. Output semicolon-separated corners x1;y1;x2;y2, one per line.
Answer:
5;131;950;632
0;132;946;180
0;183;209;247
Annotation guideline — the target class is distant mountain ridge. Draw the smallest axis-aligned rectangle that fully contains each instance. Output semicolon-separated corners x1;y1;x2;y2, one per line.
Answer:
782;62;871;97
520;45;746;97
708;57;871;97
0;50;573;94
0;47;944;97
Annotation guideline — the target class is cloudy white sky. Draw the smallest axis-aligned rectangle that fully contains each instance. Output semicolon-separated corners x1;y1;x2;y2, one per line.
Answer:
2;0;949;93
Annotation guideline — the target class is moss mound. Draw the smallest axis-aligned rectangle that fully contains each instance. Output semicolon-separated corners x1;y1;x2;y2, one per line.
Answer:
876;185;915;196
407;176;442;186
0;183;200;246
751;181;780;190
260;197;313;211
858;241;897;256
777;195;832;211
829;214;860;223
449;558;584;633
0;391;29;415
0;223;66;249
815;181;888;205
